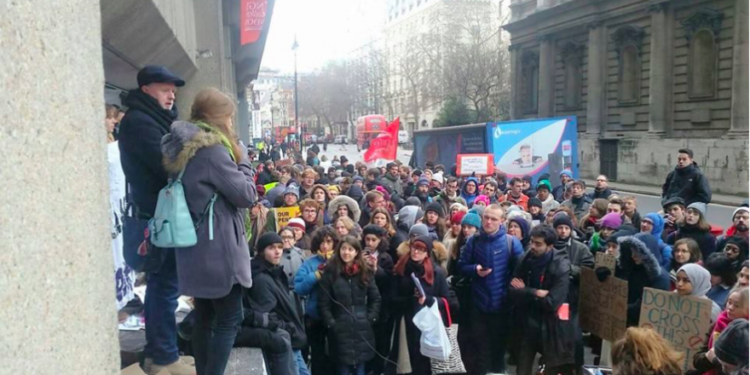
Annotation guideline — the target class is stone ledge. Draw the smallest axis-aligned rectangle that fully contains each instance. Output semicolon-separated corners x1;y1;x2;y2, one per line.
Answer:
224;347;267;375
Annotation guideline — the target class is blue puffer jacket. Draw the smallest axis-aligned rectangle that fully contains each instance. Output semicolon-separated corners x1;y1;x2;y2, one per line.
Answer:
644;212;672;270
294;254;326;320
458;225;524;312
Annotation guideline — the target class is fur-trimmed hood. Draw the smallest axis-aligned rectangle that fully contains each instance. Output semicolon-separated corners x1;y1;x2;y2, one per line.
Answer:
328;195;361;223
396;239;449;269
617;233;663;279
161;121;224;174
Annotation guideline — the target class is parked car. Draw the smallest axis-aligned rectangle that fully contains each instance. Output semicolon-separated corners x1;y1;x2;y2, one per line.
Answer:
335;135;348;144
398;130;409;144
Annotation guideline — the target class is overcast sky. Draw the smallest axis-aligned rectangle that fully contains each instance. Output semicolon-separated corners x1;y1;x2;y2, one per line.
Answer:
260;0;386;74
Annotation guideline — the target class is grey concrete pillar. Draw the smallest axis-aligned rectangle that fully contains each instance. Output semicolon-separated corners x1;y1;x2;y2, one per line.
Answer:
538;35;555;117
728;0;749;138
0;1;120;374
509;44;520;119
237;89;250;145
586;21;606;135
647;3;672;135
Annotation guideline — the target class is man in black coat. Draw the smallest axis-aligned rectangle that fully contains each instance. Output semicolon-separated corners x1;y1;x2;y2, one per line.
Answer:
118;66;194;375
509;225;575;375
247;233;308;374
257;160;277;186
588;174;613;200
661;148;712;206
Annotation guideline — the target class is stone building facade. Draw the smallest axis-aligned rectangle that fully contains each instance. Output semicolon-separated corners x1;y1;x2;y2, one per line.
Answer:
504;0;748;195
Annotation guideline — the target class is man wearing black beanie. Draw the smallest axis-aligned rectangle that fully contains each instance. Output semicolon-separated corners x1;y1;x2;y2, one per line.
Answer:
714;318;748;374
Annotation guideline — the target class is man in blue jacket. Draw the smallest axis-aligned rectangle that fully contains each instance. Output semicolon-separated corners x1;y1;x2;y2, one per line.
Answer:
118;66;193;375
458;204;524;375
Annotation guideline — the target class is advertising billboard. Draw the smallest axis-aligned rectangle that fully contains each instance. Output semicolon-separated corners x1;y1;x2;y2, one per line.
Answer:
487;117;578;187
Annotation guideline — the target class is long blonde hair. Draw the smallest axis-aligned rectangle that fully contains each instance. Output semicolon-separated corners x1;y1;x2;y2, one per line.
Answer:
612;327;683;375
190;88;242;163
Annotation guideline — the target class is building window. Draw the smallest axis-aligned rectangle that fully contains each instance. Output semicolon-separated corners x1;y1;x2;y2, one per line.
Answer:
682;9;723;100
521;51;539;114
612;25;645;106
561;42;584;110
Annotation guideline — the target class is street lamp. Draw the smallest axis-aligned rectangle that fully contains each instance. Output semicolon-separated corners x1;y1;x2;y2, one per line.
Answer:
292;35;301;152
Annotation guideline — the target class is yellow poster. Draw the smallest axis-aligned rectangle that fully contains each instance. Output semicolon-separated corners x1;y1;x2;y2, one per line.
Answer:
274;206;300;229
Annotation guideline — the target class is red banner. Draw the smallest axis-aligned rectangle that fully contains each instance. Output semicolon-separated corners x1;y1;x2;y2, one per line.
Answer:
364;118;400;163
240;0;267;45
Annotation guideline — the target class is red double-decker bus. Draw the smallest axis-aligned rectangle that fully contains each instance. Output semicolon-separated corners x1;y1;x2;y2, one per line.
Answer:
356;115;387;149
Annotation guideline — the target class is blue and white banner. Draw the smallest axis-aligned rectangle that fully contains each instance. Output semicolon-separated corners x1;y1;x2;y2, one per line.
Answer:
487;117;578;187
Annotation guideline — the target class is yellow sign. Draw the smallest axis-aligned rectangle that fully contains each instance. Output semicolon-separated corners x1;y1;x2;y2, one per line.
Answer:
274;206;300;229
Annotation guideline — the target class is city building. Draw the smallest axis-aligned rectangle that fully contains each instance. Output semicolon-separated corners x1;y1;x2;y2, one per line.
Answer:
504;0;748;194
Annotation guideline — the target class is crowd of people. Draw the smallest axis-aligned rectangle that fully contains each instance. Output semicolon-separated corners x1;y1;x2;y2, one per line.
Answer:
109;66;749;375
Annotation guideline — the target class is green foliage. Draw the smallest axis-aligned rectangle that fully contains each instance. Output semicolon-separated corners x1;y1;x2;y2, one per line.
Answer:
435;97;471;127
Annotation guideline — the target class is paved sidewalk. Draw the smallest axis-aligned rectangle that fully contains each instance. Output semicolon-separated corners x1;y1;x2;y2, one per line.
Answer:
583;179;746;207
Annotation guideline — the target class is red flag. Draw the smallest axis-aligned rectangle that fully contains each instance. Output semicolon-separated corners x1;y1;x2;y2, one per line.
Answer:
364;118;400;163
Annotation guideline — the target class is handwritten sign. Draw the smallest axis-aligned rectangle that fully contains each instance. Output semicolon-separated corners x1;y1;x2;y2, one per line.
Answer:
274;206;300;229
595;252;617;274
456;154;494;176
639;288;712;371
579;267;628;342
275;158;292;167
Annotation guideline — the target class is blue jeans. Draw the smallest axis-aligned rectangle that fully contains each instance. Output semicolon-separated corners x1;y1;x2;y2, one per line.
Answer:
337;363;364;375
193;284;244;375
144;248;180;366
295;350;311;375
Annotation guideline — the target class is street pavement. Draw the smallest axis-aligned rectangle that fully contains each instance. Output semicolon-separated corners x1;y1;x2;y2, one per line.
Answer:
309;143;740;231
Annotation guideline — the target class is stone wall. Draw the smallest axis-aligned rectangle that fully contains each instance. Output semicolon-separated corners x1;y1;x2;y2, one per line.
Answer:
0;1;120;374
579;137;749;195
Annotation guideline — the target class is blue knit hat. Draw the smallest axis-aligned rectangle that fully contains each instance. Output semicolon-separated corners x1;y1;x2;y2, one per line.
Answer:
417;176;430;187
560;170;573;179
461;212;482;229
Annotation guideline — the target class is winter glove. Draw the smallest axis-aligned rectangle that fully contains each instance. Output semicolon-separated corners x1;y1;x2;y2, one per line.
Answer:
595;267;611;282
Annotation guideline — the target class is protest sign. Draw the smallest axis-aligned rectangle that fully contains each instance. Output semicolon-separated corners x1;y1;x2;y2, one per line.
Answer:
275;158;292;167
274;206;300;229
456;154;494;176
579;267;628;342
595;252;617;274
639;288;712;371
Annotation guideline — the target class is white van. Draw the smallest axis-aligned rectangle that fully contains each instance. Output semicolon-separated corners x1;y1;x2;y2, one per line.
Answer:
398;130;409;144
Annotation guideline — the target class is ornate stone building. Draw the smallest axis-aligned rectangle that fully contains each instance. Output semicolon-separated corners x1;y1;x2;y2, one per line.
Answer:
504;0;748;195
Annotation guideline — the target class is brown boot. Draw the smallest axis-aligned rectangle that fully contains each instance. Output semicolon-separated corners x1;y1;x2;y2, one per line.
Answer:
148;359;196;375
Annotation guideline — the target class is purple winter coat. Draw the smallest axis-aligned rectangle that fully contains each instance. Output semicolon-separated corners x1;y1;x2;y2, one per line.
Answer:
161;121;256;299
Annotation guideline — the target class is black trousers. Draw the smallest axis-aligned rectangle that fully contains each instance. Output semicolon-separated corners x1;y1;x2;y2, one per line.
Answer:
235;327;297;375
367;317;394;375
514;323;574;375
461;305;508;375
306;317;333;375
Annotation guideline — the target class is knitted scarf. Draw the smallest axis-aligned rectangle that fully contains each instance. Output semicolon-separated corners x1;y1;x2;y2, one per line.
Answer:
195;120;236;162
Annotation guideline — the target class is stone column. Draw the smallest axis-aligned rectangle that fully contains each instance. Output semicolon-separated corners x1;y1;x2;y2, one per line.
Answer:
538;34;556;117
728;0;749;137
0;1;120;373
648;2;672;135
586;21;606;135
509;44;520;119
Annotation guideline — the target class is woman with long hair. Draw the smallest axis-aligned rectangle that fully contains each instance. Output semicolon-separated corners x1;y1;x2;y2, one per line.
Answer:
579;198;609;238
669;238;702;290
443;211;466;257
691;287;749;375
666;202;716;260
424;202;448;240
294;226;340;375
369;207;396;237
361;225;395;375
246;200;269;257
611;327;683;375
334;216;360;239
387;236;451;375
161;88;256;375
310;184;331;224
319;236;381;375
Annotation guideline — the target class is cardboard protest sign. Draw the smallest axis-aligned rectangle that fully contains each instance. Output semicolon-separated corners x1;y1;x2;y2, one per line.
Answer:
639;288;712;371
456;154;494;176
275;158;292;167
595;252;617;274
274;206;300;229
579;267;628;342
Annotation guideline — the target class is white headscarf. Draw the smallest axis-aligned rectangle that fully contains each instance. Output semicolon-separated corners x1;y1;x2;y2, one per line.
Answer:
678;263;712;297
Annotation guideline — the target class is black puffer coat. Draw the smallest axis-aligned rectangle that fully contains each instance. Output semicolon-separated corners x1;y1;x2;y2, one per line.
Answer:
661;162;712;206
318;269;381;366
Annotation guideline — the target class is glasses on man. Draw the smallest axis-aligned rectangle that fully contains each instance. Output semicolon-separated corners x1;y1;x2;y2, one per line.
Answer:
303;209;317;214
281;235;295;240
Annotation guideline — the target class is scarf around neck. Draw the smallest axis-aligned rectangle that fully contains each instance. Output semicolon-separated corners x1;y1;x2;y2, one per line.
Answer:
195;120;236;162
